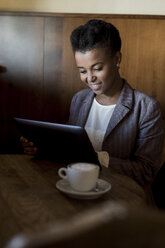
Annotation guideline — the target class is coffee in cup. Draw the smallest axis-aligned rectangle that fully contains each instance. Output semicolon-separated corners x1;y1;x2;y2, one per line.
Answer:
58;163;99;192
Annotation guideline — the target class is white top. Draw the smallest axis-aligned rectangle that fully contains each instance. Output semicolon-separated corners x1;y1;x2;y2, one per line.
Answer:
85;98;116;151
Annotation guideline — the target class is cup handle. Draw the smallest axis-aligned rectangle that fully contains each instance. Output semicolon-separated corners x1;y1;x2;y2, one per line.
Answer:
58;167;68;179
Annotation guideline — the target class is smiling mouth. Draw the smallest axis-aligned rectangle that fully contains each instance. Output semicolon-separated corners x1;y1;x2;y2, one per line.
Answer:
89;83;102;91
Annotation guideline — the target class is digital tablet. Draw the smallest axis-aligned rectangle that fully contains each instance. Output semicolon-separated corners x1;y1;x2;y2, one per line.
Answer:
14;118;101;168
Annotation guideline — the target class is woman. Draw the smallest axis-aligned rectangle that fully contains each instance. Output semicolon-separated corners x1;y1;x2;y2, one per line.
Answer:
21;19;164;204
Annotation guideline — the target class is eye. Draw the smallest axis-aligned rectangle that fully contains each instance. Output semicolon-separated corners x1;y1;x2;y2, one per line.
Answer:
79;70;86;74
94;67;103;71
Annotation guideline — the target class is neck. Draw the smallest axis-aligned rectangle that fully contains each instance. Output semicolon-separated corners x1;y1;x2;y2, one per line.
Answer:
96;77;123;105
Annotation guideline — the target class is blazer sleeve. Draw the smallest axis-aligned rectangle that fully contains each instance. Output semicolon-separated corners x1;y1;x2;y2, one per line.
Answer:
67;94;78;125
108;100;164;187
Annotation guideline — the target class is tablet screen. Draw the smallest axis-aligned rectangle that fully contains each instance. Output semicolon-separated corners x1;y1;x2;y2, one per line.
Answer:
14;118;101;168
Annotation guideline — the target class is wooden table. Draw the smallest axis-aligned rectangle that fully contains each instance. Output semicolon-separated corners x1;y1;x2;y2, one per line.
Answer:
0;154;146;247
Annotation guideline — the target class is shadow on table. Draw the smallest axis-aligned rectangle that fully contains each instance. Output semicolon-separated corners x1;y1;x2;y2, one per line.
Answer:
152;162;165;209
4;201;165;248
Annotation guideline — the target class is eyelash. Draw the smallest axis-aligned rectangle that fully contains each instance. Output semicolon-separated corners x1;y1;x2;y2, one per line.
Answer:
79;68;102;74
94;68;102;71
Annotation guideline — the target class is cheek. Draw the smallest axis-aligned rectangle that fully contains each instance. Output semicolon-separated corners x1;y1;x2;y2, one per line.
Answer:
102;68;115;81
98;71;107;82
80;74;86;83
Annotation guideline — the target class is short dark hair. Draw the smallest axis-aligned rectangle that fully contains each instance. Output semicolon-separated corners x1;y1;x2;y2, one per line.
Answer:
70;19;121;55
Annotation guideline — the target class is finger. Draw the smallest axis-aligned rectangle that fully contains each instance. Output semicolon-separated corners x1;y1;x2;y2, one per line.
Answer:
22;142;34;148
20;136;28;143
24;147;37;152
24;147;37;154
24;151;36;155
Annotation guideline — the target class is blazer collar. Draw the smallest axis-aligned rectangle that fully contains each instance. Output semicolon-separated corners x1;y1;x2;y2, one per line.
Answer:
104;80;134;139
77;80;134;136
76;90;95;127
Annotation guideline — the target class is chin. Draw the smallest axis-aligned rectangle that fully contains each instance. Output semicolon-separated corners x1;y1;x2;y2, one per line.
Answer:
93;90;103;95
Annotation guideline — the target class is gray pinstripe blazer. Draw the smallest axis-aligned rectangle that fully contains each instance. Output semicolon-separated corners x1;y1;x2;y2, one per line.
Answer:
68;80;164;204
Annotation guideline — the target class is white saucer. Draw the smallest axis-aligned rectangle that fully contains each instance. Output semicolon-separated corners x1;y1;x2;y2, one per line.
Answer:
56;179;111;200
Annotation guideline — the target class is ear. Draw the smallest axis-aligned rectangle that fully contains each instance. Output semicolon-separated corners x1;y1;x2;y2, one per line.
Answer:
115;51;122;67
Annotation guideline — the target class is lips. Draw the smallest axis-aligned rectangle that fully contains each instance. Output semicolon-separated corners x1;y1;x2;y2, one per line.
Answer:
89;83;102;91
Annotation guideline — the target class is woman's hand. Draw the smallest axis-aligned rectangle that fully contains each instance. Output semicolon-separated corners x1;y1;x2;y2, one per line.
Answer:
20;136;38;155
96;151;109;168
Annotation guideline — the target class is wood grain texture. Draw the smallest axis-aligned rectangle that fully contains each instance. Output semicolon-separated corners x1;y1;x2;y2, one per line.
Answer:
5;203;165;248
0;15;45;152
0;154;146;247
0;12;164;152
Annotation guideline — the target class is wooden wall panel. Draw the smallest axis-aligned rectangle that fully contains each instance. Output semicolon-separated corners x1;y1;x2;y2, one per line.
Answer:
43;17;64;123
0;15;45;152
111;18;165;116
0;12;165;152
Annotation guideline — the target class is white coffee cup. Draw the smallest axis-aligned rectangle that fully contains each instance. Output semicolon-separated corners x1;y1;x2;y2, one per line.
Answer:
58;162;99;192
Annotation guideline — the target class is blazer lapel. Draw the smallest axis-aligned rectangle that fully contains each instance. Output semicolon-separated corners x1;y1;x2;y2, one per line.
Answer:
76;90;95;127
74;81;134;140
104;81;134;140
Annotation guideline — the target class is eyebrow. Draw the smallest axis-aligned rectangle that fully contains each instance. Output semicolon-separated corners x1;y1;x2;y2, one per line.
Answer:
77;62;104;69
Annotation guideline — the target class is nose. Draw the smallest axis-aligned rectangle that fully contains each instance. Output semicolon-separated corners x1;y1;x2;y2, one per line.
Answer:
87;74;96;83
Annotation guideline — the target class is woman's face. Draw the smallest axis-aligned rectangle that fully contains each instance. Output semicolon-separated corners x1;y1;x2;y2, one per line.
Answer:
75;47;121;97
